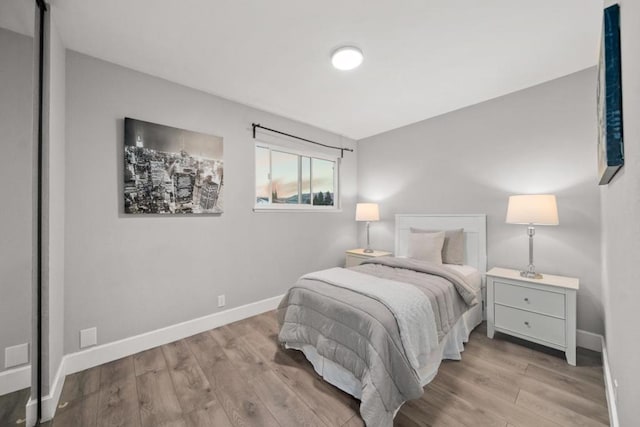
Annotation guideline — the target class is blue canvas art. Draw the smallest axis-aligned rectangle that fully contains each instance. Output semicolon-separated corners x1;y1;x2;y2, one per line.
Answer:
597;4;624;185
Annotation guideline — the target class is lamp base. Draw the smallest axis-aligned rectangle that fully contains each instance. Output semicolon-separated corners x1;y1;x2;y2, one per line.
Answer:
520;270;543;279
363;248;374;253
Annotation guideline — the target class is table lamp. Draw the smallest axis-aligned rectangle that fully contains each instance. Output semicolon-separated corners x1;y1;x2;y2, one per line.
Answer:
506;194;559;279
356;203;380;253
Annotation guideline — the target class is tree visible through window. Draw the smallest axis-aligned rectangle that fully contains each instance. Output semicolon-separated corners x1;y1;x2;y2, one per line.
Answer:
255;145;337;209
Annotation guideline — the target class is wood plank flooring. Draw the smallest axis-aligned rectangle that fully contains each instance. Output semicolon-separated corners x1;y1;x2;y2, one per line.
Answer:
0;386;29;425
38;313;608;427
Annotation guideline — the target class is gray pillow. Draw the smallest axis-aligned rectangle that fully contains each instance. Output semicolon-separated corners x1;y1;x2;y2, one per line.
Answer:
407;231;445;264
410;227;464;265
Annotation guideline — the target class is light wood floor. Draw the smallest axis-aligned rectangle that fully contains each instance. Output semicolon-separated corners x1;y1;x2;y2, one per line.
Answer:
39;312;608;427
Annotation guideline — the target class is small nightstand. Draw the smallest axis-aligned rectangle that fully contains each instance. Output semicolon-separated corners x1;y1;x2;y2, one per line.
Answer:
486;267;579;366
345;249;392;268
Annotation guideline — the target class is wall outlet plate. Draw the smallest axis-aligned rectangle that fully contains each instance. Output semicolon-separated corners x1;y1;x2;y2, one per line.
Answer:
218;295;226;307
5;343;29;368
80;327;97;348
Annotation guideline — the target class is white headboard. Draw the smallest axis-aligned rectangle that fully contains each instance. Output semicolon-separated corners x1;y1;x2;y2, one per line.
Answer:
395;214;487;272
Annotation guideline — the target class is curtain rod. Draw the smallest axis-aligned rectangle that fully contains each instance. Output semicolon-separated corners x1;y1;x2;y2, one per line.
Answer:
251;123;353;158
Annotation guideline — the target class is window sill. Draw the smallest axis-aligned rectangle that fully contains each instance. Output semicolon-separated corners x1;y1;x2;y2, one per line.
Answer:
253;207;343;213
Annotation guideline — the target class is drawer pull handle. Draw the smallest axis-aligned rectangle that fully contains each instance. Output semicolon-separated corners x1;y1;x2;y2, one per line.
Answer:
524;321;530;327
524;297;529;302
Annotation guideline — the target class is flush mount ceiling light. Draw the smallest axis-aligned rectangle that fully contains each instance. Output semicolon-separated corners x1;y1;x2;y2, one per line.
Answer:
331;46;363;71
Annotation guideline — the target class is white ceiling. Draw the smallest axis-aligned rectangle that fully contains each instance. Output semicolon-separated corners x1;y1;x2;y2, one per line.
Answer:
5;0;604;139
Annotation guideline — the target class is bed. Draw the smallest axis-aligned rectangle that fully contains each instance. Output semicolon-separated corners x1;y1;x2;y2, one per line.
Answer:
277;214;487;427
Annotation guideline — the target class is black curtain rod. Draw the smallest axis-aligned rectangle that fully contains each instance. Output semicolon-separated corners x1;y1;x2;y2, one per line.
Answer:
251;123;353;158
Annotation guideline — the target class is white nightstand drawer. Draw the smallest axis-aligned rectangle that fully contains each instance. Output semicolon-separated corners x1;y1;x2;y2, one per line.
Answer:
494;281;565;318
494;304;566;346
345;254;367;268
487;267;578;365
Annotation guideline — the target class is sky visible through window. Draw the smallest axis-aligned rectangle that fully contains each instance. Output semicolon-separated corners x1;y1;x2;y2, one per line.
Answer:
255;146;335;206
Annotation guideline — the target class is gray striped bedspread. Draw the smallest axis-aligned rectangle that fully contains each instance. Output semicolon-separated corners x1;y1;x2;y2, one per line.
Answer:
277;257;478;427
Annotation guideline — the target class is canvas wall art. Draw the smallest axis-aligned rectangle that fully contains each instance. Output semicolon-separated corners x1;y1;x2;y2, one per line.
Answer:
597;4;624;185
124;118;224;214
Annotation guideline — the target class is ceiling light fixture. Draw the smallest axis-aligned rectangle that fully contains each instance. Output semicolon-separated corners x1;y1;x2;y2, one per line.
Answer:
331;46;363;71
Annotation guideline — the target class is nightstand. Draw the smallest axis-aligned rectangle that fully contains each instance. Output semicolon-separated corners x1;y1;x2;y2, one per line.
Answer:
345;249;392;268
486;267;579;366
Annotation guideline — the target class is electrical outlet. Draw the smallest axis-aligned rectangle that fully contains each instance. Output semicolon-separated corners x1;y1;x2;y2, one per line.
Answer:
218;294;226;307
613;379;619;402
80;327;97;348
5;343;29;368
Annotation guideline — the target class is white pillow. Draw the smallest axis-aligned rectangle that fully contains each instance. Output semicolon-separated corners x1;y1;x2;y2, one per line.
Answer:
407;231;446;264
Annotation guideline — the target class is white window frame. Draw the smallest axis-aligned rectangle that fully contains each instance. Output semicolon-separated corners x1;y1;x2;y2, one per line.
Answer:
254;142;341;212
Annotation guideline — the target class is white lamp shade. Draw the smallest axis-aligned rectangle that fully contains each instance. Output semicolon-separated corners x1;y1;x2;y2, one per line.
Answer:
506;195;559;225
355;203;379;221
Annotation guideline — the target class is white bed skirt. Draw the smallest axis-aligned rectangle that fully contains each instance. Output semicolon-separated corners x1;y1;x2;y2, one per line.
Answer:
286;289;484;401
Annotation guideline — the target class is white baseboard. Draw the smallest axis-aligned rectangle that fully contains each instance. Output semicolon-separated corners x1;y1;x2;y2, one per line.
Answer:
25;293;283;426
0;365;30;395
576;329;603;352
26;358;65;427
601;336;619;427
64;293;283;375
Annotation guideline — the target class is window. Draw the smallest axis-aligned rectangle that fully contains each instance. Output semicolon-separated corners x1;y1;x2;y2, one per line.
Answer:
255;144;338;209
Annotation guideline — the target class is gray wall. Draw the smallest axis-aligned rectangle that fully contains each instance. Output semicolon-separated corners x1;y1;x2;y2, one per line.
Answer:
64;51;357;354
0;28;33;374
358;68;603;335
600;0;640;423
